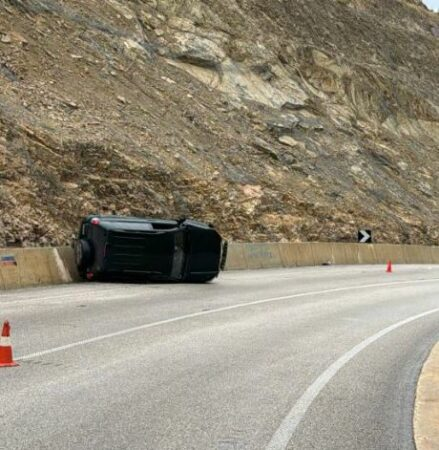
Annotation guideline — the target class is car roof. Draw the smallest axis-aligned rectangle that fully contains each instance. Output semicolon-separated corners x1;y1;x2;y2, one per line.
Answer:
83;215;178;230
82;215;215;232
84;215;177;224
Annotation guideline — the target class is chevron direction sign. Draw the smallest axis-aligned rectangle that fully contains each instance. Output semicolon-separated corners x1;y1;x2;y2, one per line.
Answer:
358;230;372;244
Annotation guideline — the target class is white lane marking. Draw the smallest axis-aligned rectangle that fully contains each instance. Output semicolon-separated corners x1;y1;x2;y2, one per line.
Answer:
0;286;147;304
16;278;439;361
265;307;439;450
1;293;143;309
221;266;439;280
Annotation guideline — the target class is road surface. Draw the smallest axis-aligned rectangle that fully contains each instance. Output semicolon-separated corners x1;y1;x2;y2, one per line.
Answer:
1;265;439;450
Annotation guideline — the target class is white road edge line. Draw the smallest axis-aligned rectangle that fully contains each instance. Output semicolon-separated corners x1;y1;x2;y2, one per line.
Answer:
16;277;439;361
0;286;145;304
265;307;439;450
1;292;142;307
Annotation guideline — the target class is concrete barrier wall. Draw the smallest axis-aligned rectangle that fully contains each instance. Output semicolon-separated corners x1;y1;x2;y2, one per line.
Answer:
0;242;438;290
243;243;283;270
225;242;439;271
431;247;439;264
0;247;73;290
224;243;248;271
56;246;81;282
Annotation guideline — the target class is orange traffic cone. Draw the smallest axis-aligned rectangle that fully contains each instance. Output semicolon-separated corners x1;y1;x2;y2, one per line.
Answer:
0;321;19;367
386;261;393;273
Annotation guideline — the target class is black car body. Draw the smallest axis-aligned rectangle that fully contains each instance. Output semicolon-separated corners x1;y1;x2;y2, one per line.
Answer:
73;215;228;282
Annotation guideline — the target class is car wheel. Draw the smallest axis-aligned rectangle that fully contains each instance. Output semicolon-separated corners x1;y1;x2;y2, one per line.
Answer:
74;239;93;274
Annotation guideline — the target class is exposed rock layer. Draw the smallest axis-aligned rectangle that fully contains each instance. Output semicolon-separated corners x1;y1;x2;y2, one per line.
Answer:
0;0;438;246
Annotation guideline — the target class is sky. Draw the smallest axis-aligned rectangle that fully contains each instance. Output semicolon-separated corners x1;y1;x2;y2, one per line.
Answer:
423;0;439;11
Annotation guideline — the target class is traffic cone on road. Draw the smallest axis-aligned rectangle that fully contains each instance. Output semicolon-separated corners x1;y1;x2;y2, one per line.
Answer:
0;321;19;367
386;261;393;273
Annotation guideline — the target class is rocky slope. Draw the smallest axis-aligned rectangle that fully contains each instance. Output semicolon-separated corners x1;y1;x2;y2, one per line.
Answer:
0;0;438;247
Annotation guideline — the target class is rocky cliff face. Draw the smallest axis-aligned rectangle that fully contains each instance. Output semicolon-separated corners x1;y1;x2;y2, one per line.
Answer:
0;0;438;246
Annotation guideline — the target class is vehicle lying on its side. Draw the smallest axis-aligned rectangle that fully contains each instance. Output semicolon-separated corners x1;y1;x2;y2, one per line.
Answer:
73;215;228;283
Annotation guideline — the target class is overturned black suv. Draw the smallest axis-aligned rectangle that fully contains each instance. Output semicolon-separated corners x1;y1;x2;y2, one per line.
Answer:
73;215;228;283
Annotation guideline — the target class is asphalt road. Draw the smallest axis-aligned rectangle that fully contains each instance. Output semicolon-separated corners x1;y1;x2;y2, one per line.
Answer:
1;265;439;450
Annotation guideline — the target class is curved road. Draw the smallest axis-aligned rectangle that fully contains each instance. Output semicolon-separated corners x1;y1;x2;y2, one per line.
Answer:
1;265;439;450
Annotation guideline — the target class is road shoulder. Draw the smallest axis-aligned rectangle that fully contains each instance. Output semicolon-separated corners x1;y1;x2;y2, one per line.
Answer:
414;342;439;450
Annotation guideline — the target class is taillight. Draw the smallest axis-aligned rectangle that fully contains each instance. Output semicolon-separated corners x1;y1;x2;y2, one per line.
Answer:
91;217;100;225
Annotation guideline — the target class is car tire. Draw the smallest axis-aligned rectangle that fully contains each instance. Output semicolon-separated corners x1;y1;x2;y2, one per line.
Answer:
74;239;93;276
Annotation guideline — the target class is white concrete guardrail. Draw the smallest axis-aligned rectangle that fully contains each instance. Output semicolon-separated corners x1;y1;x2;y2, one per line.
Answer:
0;243;439;290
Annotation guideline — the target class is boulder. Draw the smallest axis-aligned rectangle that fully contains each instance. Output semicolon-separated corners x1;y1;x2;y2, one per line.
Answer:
253;137;279;160
169;32;226;68
281;100;307;111
278;135;299;148
267;116;300;135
